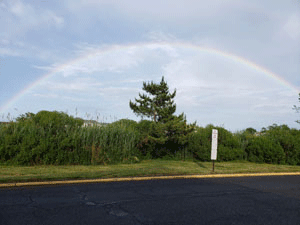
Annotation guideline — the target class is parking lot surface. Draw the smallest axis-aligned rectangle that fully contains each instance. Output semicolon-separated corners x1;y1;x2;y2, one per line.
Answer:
0;175;299;224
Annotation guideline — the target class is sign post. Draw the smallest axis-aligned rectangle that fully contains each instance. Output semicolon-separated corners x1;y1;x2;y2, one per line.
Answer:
211;129;218;172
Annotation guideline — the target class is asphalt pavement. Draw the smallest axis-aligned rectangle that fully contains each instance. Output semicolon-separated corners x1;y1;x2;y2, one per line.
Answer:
0;175;299;225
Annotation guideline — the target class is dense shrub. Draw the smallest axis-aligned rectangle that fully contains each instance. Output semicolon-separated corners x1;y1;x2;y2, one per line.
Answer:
245;136;285;164
134;117;194;159
109;119;138;130
186;125;244;162
186;126;211;161
264;125;300;165
135;120;162;158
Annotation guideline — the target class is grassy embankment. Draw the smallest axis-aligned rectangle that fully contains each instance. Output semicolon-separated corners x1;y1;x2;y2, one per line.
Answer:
1;160;300;184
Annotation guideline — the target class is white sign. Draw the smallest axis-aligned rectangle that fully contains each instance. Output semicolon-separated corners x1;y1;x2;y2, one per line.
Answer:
211;129;218;160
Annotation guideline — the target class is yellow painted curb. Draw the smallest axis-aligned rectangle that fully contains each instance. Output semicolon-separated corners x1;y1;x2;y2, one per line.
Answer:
1;172;300;188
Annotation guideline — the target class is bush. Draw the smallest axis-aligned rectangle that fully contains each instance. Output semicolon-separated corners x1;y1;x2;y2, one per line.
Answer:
135;117;195;159
245;136;285;164
135;120;159;158
187;125;244;162
265;125;300;165
186;126;211;161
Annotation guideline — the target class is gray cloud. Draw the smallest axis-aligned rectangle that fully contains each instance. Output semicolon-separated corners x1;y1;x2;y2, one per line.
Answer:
1;0;299;131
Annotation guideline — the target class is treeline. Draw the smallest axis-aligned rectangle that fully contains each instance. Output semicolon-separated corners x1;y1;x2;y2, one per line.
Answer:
0;110;300;166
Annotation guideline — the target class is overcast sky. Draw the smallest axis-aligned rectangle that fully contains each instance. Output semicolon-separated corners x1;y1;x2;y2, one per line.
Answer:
0;0;299;131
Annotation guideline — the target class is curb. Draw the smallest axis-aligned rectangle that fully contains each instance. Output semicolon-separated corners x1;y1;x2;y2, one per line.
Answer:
1;172;300;188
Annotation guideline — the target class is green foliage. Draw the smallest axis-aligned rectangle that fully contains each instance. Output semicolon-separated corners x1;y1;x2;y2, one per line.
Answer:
76;121;141;165
157;114;195;157
134;113;196;158
129;76;176;123
186;126;211;161
264;124;300;165
16;112;35;122
245;127;257;135
1;108;299;166
245;136;285;164
135;120;160;157
0;111;140;165
109;119;138;130
187;125;244;162
129;77;195;159
234;128;257;157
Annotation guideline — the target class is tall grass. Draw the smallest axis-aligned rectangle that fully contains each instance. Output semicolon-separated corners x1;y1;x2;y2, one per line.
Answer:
0;112;141;166
82;123;141;165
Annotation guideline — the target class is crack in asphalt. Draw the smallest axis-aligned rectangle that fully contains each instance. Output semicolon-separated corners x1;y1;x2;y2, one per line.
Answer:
101;202;148;225
72;186;89;203
27;195;38;208
72;188;259;208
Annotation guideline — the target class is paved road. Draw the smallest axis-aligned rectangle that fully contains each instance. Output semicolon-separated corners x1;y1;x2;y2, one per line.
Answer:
1;175;300;225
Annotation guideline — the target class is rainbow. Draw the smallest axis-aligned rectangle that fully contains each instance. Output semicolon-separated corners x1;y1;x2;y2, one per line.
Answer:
0;41;299;113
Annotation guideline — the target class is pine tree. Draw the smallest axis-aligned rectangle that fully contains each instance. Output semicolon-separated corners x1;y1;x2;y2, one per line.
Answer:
130;77;195;158
129;76;176;123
